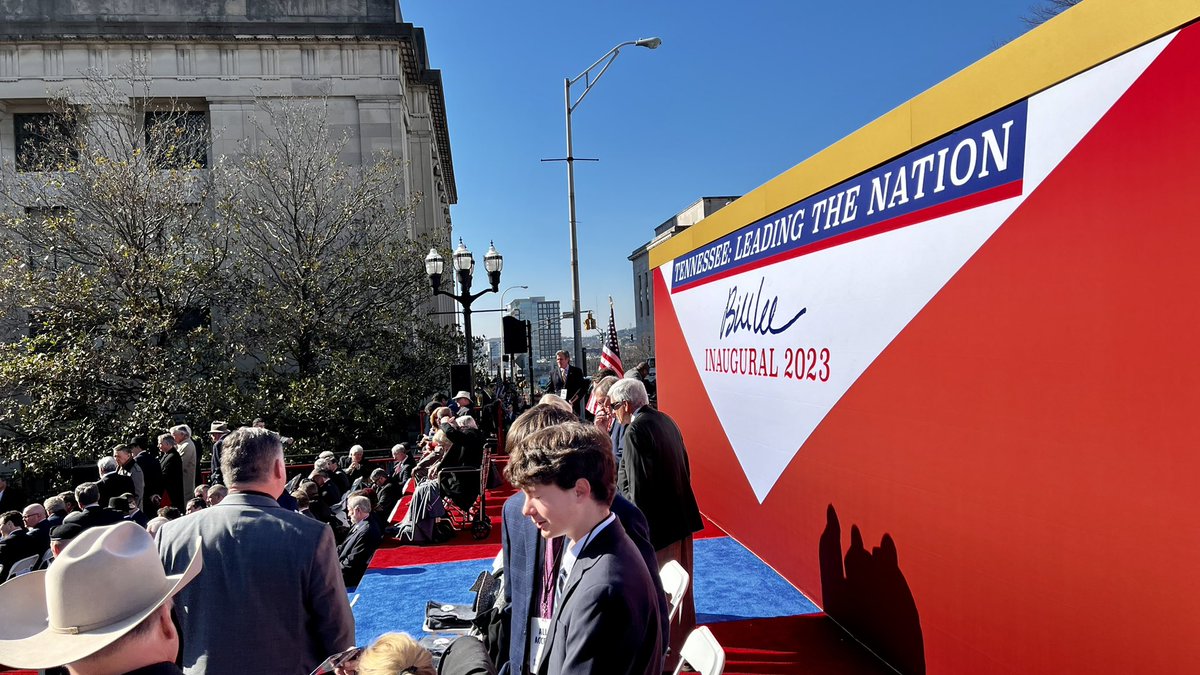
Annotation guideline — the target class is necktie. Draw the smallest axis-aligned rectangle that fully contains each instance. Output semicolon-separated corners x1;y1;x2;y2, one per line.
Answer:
539;536;564;618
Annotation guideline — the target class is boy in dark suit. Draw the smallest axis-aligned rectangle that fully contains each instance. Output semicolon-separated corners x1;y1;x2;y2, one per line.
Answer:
505;421;662;675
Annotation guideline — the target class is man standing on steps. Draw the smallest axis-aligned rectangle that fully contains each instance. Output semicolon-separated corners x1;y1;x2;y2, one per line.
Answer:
546;350;585;416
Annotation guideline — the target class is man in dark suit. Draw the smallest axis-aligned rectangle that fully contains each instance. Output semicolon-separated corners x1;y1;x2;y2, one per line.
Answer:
369;469;404;521
42;495;68;531
158;433;185;509
97;456;136;508
0;475;24;513
546;351;586;414
339;445;372;487
505;422;662;675
22;502;49;534
20;504;52;562
338;494;382;588
62;482;125;533
499;403;668;675
388;443;416;486
609;378;703;670
0;509;45;575
115;494;149;529
157;426;355;675
130;436;164;514
207;420;230;486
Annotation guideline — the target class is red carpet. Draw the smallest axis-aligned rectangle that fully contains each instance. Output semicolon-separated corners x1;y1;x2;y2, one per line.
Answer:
370;453;725;569
708;615;892;675
370;507;728;569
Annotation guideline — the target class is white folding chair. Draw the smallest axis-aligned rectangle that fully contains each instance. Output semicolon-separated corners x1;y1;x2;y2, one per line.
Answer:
658;559;690;622
671;626;725;675
5;554;39;581
37;547;55;570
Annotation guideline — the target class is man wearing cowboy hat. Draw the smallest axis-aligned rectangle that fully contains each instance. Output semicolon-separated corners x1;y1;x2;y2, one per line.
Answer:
0;520;203;674
156;425;355;674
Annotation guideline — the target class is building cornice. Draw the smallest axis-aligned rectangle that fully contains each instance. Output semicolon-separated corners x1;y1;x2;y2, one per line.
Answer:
0;20;456;204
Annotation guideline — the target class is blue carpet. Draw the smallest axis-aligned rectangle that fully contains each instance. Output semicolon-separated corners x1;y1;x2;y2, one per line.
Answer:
353;558;494;645
351;536;820;645
693;537;821;623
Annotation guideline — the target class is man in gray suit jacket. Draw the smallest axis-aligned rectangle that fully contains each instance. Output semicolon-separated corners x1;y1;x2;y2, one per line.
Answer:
157;426;355;674
505;421;663;675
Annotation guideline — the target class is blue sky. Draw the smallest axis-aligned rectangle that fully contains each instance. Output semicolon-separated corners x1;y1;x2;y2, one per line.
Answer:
400;1;1044;342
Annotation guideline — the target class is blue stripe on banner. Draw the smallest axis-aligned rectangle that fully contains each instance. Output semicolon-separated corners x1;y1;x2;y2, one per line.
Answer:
673;100;1027;291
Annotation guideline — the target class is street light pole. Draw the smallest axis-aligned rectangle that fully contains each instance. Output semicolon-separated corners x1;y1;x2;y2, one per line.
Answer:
563;36;661;370
426;240;504;394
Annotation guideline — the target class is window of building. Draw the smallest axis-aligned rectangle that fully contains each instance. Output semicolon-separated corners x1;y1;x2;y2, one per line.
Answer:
144;110;210;169
14;112;78;172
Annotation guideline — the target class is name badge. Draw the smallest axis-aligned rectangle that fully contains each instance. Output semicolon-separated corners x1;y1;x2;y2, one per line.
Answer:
558;389;568;400
530;617;551;672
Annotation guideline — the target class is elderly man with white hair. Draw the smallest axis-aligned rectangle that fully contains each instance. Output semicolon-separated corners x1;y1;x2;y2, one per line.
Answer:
607;377;704;671
340;444;371;486
338;494;382;588
171;424;199;492
96;455;135;508
388;443;416;486
317;451;351;494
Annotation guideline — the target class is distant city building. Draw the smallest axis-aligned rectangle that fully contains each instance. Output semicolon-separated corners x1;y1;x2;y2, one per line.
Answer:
507;296;562;375
0;0;458;322
484;337;503;367
629;196;738;353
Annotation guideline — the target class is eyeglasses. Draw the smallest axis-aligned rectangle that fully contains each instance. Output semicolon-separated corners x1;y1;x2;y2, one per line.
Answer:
610;400;626;411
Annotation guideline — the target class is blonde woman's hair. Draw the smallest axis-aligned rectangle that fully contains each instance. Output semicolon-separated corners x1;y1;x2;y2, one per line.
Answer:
358;633;435;675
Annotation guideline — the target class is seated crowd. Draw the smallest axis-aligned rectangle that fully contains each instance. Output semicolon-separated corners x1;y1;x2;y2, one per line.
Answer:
0;371;699;675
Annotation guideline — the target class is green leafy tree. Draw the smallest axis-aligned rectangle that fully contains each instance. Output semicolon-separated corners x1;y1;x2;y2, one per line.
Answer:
215;96;459;454
0;76;459;486
0;70;234;475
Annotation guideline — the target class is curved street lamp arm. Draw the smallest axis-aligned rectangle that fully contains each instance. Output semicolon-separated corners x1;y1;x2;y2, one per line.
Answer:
567;40;639;112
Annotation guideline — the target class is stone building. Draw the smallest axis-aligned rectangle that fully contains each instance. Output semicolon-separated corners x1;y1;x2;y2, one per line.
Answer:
628;196;739;354
0;0;457;317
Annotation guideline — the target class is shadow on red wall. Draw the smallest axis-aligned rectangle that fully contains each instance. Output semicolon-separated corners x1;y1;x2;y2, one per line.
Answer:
819;504;925;674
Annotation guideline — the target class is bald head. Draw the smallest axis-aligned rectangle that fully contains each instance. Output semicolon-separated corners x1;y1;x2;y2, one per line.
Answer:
22;503;47;529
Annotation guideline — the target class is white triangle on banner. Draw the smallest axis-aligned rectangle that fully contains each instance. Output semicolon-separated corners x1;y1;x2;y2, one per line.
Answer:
660;33;1172;503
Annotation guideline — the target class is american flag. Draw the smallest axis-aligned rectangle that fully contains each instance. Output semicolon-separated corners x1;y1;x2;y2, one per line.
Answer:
599;298;624;377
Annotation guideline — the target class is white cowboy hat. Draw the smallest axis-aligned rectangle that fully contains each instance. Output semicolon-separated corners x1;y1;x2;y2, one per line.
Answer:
0;521;203;669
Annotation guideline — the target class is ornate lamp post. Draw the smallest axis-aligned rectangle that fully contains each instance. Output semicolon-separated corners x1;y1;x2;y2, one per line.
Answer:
426;240;503;393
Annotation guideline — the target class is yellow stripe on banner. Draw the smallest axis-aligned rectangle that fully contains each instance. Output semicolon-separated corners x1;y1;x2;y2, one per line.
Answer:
649;0;1200;269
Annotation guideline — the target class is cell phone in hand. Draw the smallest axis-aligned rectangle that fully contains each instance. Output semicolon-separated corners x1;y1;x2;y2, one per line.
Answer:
308;646;363;675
